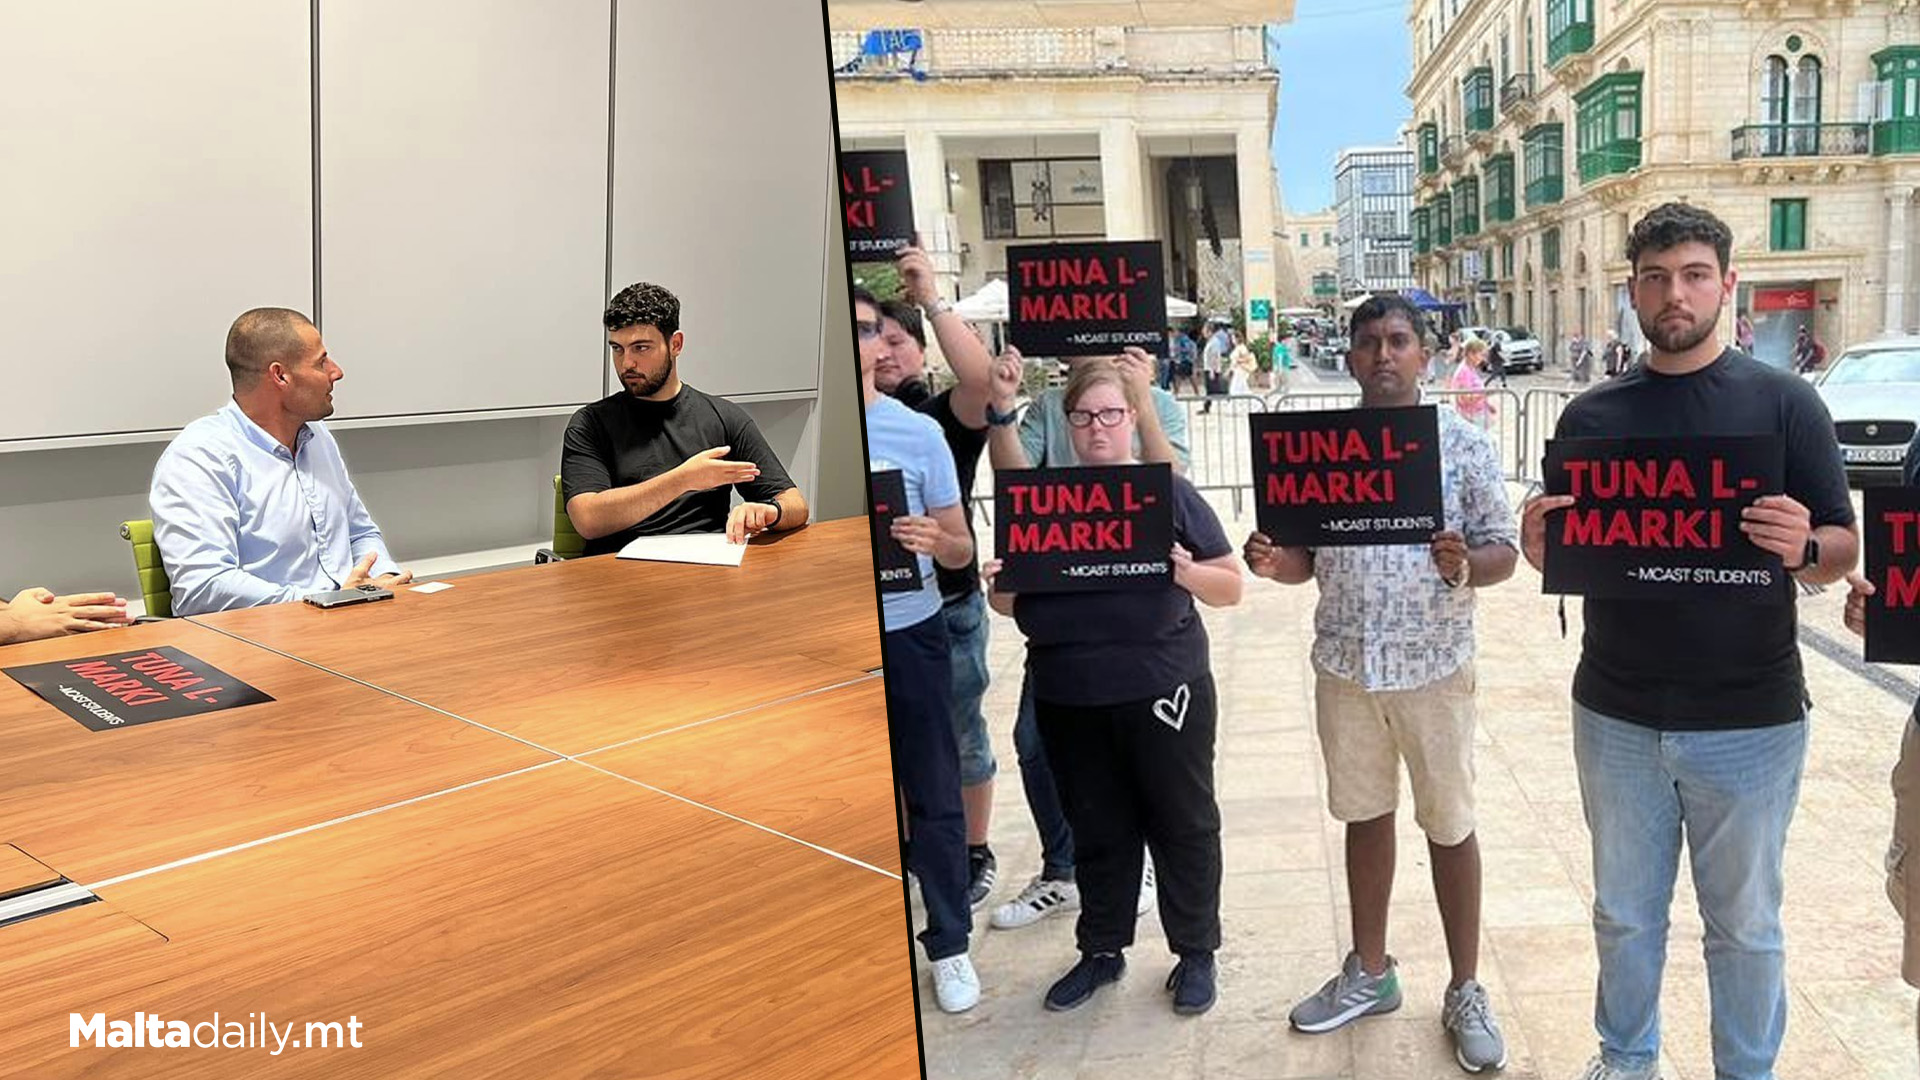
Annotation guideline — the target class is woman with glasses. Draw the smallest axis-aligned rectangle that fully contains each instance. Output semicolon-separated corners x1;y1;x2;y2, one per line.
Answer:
983;357;1243;1015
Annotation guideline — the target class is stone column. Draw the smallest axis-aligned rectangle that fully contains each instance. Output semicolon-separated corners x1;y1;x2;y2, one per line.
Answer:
1237;123;1278;334
1886;189;1909;335
902;126;952;289
1098;118;1149;240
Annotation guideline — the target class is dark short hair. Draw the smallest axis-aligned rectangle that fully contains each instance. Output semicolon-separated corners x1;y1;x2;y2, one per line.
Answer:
878;300;925;348
604;282;680;337
851;285;880;315
1626;202;1733;273
225;307;314;388
1349;295;1428;341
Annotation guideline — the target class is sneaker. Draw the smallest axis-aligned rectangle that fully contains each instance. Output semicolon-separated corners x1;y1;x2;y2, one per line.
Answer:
1571;1055;1660;1080
1288;951;1402;1033
1136;856;1156;917
1165;952;1217;1015
967;846;998;911
990;875;1079;929
1442;979;1508;1073
1044;952;1125;1011
930;953;980;1014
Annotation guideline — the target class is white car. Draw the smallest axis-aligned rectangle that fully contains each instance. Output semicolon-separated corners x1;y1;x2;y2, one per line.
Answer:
1460;326;1544;374
1811;336;1920;487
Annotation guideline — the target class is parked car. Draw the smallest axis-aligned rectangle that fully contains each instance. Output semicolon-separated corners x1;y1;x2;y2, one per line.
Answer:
1811;336;1920;487
1459;326;1544;373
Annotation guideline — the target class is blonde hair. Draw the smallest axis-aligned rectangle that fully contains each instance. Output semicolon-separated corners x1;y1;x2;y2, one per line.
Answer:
1063;357;1129;412
1461;338;1490;361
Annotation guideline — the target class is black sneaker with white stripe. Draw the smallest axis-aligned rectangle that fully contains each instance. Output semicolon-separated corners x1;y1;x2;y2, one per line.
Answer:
967;845;997;910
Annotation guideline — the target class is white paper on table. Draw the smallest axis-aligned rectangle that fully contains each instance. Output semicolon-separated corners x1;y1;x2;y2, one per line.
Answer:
614;531;747;567
411;581;454;594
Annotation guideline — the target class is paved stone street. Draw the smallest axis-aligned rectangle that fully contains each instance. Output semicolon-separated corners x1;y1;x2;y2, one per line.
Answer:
911;373;1919;1078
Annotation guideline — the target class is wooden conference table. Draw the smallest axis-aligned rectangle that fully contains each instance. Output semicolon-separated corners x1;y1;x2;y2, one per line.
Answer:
0;518;918;1079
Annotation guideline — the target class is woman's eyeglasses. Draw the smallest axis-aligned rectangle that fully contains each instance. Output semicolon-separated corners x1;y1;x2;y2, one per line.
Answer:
1065;407;1130;429
855;319;882;341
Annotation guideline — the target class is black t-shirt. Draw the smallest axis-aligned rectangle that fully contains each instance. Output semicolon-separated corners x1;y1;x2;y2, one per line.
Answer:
1552;348;1853;730
561;384;796;557
893;379;987;603
1013;475;1232;707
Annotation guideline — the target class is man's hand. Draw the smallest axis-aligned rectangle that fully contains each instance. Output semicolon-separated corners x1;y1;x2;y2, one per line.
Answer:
676;446;760;493
890;514;944;556
727;502;779;544
979;558;1003;592
342;552;413;590
1740;494;1813;566
1242;531;1293;580
1844;571;1875;639
990;347;1024;409
4;588;130;640
1520;494;1576;572
1431;530;1469;583
1114;347;1155;408
897;245;938;308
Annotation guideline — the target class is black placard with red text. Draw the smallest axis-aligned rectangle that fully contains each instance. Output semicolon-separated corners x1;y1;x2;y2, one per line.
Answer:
1007;241;1168;358
868;469;923;593
1864;487;1920;662
1542;435;1786;602
839;151;915;257
1250;406;1443;546
4;645;275;732
994;464;1173;593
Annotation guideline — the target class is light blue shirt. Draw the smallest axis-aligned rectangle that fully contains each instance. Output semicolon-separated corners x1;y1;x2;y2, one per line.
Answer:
1019;384;1190;469
149;400;399;615
865;395;959;633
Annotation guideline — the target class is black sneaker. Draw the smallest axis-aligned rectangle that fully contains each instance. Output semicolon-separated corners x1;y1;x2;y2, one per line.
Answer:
1043;952;1126;1012
1165;952;1217;1015
967;846;997;910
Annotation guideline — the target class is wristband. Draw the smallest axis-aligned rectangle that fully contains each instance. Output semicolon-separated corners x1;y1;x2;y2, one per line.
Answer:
765;498;783;529
985;401;1020;427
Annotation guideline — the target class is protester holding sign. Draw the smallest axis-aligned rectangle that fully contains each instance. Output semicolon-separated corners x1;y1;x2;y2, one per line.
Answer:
983;357;1242;1015
878;243;1003;910
0;588;130;645
1243;294;1517;1071
855;287;982;1014
983;344;1188;933
1519;203;1855;1080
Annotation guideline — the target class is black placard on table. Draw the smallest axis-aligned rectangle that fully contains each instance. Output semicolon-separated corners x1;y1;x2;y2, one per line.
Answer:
1006;240;1168;358
4;645;274;732
994;463;1173;593
839;150;914;258
1864;487;1920;663
1249;406;1443;547
868;468;923;593
1541;434;1786;602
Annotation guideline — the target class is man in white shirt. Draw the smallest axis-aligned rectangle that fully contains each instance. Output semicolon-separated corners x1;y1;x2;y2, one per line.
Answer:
150;308;411;616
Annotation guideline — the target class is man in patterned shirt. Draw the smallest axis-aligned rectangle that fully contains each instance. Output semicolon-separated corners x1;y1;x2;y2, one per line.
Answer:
1245;294;1519;1074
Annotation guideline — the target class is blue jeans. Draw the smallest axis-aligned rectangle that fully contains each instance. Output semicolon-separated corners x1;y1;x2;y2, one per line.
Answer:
1573;702;1807;1080
943;592;995;787
1015;672;1075;880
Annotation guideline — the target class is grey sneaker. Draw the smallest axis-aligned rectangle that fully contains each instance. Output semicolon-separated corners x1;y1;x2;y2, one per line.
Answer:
1442;979;1508;1073
1288;951;1402;1033
1572;1055;1661;1080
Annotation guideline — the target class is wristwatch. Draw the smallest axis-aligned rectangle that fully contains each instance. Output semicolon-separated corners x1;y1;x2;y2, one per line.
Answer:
763;499;783;529
984;401;1020;427
924;297;954;320
1788;534;1819;573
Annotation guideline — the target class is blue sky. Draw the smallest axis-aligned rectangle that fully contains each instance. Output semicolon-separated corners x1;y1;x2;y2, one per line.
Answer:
1268;2;1415;214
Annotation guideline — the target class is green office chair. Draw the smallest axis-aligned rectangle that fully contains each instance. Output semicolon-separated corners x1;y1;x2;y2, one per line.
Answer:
119;520;173;619
536;475;588;563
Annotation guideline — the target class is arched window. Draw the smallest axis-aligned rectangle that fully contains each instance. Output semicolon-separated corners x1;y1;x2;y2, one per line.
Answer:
1762;55;1789;154
1791;55;1823;153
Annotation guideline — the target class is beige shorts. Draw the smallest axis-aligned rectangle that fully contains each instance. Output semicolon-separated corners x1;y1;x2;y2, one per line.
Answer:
1314;664;1477;847
1889;718;1920;989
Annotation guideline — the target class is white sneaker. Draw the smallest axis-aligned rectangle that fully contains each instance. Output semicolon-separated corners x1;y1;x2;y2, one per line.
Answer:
990;875;1080;929
1573;1054;1660;1080
1136;856;1157;917
931;953;980;1013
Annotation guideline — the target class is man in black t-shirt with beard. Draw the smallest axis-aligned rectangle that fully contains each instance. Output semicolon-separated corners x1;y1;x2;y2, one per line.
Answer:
875;244;1000;910
1521;203;1856;1080
562;282;809;556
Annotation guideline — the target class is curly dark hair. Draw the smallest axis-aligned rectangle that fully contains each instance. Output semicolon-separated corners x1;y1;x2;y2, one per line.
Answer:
603;282;680;337
1626;202;1732;274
